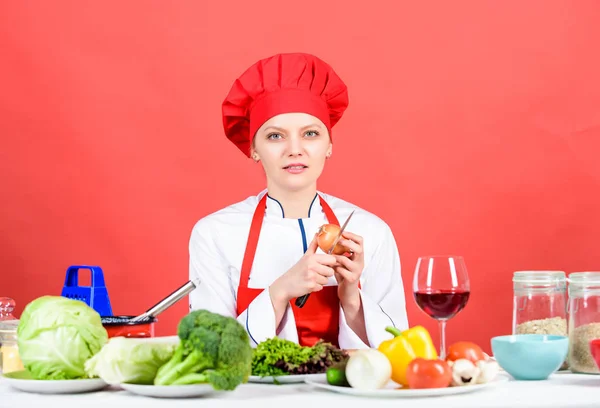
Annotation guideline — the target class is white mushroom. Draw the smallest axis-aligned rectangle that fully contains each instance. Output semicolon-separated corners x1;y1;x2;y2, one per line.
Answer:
449;358;480;386
476;359;499;384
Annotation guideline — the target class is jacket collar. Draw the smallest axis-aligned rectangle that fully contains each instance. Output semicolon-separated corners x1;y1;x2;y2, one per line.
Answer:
263;191;322;219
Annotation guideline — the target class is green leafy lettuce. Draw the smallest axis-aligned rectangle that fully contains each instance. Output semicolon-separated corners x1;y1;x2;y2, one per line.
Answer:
251;337;348;377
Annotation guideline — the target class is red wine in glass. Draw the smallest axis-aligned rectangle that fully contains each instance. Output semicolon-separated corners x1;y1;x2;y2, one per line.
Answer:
413;256;470;359
414;289;470;320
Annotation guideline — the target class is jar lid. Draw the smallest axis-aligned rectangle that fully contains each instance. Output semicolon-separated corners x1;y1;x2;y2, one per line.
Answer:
513;270;566;283
568;271;600;285
0;297;16;321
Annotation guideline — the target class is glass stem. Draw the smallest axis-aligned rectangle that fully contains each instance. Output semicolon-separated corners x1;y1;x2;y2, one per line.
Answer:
439;319;447;359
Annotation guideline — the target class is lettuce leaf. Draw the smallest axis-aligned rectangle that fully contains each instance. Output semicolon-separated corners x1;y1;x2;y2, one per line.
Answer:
251;338;348;377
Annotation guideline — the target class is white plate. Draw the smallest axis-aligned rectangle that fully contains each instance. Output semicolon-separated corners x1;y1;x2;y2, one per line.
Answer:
248;373;326;384
2;370;107;394
120;382;221;398
305;374;509;398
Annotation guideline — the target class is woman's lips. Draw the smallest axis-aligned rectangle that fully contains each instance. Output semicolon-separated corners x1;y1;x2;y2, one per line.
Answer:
283;164;308;174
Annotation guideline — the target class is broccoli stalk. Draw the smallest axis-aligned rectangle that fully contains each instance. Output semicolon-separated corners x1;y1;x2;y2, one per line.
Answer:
153;310;253;390
153;345;214;386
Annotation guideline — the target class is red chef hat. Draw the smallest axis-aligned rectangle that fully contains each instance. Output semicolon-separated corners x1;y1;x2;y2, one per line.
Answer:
222;53;349;157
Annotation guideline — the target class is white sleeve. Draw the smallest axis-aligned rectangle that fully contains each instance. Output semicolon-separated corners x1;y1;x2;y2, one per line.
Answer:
188;219;299;347
188;219;237;317
338;224;409;349
236;290;299;347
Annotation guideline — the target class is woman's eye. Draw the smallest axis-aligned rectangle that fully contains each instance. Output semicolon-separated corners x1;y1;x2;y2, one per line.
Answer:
305;130;319;137
268;133;282;140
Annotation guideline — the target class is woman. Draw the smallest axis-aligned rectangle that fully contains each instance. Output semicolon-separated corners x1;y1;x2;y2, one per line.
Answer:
188;53;408;350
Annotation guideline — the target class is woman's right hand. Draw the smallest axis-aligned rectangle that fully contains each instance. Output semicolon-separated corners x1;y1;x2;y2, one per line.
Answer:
269;233;337;305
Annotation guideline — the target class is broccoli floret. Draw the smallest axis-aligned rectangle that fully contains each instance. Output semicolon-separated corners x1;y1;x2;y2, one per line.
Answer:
206;315;254;389
153;310;253;390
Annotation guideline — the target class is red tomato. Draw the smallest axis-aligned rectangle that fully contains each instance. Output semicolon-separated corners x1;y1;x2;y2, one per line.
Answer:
446;341;486;363
406;358;452;389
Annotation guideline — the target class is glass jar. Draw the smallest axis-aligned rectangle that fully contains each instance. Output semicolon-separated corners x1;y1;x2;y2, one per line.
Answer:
512;271;568;336
567;272;600;374
0;297;24;374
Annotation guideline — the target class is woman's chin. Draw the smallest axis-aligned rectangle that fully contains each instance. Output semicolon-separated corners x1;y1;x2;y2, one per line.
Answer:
277;176;316;191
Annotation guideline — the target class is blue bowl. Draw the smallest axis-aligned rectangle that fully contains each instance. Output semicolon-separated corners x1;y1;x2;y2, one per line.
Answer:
491;334;568;380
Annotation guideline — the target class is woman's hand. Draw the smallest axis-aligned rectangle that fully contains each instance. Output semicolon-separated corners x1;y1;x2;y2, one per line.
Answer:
269;233;337;307
334;230;368;344
333;231;365;305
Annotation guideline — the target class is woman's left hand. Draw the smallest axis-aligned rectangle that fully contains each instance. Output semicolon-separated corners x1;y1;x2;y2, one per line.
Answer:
333;231;365;304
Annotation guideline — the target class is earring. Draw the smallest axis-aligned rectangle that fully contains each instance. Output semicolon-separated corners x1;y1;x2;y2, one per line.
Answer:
326;152;332;159
253;154;260;163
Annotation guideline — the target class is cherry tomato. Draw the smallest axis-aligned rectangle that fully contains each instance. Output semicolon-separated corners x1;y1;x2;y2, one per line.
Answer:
406;358;452;389
317;224;348;255
446;341;486;363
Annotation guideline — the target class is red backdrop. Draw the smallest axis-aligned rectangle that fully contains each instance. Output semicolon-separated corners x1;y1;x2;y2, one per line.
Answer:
2;1;600;354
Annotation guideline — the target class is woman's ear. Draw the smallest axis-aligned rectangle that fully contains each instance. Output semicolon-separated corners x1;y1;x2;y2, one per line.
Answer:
326;144;332;159
250;137;260;162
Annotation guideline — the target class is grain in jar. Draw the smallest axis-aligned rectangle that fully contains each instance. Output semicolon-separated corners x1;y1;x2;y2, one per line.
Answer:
568;272;600;374
513;271;567;334
512;271;568;369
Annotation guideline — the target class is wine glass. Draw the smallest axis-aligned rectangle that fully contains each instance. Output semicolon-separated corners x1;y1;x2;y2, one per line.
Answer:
413;255;470;359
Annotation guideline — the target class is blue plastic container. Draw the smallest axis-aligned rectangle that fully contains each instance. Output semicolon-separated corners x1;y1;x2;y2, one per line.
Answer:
60;265;113;316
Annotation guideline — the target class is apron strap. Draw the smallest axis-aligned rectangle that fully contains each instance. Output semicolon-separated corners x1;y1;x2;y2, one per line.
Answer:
319;195;340;226
238;194;268;291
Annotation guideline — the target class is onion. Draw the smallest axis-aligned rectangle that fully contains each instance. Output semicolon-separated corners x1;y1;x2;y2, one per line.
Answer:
317;224;349;255
345;349;392;390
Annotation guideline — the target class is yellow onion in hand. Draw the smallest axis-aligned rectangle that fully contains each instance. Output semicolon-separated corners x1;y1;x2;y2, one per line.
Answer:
317;224;349;255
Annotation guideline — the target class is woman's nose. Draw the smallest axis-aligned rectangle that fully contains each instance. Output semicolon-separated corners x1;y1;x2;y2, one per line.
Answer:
286;134;304;156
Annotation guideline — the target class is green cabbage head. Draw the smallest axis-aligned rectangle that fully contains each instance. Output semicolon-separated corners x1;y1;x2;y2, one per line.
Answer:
85;336;178;384
17;295;108;380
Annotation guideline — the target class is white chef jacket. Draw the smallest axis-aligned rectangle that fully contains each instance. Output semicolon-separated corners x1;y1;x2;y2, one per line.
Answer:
188;189;409;349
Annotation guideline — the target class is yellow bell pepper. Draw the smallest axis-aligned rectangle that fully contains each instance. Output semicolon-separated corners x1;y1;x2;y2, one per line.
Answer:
377;326;438;386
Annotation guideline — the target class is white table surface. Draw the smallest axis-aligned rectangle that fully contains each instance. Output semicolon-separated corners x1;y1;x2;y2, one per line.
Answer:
1;371;600;408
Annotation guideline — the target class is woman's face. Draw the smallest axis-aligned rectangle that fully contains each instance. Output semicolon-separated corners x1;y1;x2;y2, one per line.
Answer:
251;112;332;193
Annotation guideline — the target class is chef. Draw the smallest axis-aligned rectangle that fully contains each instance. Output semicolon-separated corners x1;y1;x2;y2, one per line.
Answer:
188;53;409;350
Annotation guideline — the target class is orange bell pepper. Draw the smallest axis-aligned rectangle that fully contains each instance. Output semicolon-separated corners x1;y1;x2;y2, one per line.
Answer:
377;326;438;386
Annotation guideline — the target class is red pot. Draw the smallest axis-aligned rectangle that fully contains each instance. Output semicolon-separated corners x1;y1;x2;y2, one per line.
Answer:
101;315;157;338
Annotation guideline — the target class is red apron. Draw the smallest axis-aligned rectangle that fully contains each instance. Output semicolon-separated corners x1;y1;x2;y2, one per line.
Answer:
236;194;341;347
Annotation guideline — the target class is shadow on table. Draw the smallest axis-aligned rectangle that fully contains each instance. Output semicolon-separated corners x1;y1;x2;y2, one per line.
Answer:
552;376;600;387
107;384;308;400
222;384;308;399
